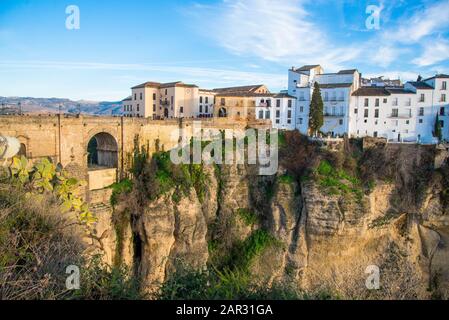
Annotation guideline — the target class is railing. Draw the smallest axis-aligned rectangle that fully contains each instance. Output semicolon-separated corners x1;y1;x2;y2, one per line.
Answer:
324;113;345;117
388;113;412;119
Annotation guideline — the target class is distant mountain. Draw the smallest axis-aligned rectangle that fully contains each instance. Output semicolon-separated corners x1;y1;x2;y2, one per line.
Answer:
0;96;123;116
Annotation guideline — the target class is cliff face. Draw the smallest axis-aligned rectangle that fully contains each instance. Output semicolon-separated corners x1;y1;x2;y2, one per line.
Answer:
100;141;449;299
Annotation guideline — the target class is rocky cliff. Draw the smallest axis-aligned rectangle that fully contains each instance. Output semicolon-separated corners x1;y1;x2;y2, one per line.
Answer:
94;135;449;299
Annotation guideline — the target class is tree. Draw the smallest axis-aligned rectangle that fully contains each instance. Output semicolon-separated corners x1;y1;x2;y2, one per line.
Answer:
434;114;442;142
417;75;423;82
309;82;324;136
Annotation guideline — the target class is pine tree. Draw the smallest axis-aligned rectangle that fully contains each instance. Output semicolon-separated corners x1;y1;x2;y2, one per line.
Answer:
435;114;442;142
309;82;324;136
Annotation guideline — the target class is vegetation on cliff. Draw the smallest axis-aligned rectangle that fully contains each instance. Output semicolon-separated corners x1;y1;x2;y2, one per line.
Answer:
0;158;142;300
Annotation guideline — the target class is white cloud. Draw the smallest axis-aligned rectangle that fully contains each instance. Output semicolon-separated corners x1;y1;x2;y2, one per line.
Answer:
0;60;286;90
384;0;449;44
369;46;402;68
193;0;361;71
412;39;449;67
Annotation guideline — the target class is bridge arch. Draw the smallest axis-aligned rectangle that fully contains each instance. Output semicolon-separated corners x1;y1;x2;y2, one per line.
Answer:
87;132;118;169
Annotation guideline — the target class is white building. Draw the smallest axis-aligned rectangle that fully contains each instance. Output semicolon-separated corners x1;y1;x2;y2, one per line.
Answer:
350;87;418;142
288;65;361;136
254;93;297;130
286;65;449;144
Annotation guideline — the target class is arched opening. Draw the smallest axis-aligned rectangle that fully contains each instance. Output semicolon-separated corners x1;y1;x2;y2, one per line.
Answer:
87;132;118;169
18;143;27;157
218;107;227;118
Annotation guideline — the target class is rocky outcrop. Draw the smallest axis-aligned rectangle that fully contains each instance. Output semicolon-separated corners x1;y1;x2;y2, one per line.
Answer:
92;146;449;299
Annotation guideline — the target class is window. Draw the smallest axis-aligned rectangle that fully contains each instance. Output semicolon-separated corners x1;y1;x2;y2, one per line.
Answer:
443;81;447;90
375;99;380;107
393;98;398;106
200;96;203;103
276;119;280;124
221;98;225;105
419;119;423;124
405;98;411;106
153;104;156;112
299;118;303;125
287;110;292;119
276;110;280;118
374;132;378;138
441;94;446;102
419;107;424;116
364;109;369;118
205;97;209;104
171;96;174;105
276;99;281;108
364;98;369;107
374;109;379;118
137;104;140;112
420;94;425;102
406;120;410;125
266;100;271;107
180;106;184;114
165;89;167;95
153;93;156;100
383;98;388;103
288;100;292;108
300;106;304;113
205;106;208;113
441;120;445;128
392;109;398;117
324;92;329;101
199;105;203;113
287;120;291;124
339;119;343;125
299;92;305;101
354;108;358;114
265;111;270;119
140;93;143;100
440;107;445;116
134;93;137;100
258;110;263;119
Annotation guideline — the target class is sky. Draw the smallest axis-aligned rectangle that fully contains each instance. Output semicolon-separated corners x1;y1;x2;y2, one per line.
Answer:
1;0;449;101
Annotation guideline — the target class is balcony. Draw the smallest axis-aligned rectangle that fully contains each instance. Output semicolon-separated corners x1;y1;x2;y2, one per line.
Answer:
324;113;345;118
258;102;268;108
388;113;412;119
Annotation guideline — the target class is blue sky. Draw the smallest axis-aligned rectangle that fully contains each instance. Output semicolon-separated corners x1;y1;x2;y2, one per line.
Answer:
1;0;449;101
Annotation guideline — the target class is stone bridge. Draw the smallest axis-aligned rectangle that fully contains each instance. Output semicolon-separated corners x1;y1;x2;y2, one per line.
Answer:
0;115;268;196
0;114;270;264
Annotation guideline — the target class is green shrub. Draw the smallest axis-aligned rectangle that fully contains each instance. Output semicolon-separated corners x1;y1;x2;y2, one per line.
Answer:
227;230;279;272
158;266;336;300
110;179;133;206
236;208;259;226
278;174;295;185
70;255;142;300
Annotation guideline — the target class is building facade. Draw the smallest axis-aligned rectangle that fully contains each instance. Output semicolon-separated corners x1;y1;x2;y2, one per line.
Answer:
123;70;449;144
288;65;361;136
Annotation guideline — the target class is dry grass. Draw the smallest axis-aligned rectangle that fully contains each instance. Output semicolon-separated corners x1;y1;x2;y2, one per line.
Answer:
0;184;85;300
